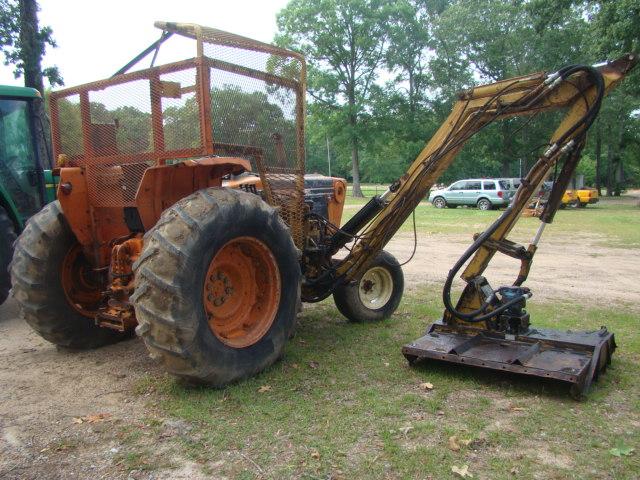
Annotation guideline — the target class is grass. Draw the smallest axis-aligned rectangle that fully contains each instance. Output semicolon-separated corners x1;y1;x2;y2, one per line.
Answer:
343;191;640;248
124;191;639;478
131;286;640;479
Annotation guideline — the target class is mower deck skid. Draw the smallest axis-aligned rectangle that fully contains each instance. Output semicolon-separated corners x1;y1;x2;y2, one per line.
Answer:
402;321;615;398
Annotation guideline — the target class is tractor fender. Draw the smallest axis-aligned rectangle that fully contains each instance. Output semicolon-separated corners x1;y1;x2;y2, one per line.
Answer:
135;157;251;230
56;167;94;246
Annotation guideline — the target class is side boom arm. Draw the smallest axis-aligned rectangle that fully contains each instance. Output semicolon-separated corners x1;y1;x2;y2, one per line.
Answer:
335;54;637;287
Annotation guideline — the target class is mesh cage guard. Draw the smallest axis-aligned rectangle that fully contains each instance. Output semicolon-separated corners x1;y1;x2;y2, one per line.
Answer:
154;22;306;65
49;22;307;247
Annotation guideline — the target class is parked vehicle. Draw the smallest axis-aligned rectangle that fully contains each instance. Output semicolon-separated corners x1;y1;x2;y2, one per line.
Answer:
566;187;599;207
540;181;580;208
428;178;513;210
500;177;521;192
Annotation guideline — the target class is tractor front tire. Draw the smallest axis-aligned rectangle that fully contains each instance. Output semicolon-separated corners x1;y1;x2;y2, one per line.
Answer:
333;251;404;323
0;206;17;305
132;188;301;387
11;201;129;348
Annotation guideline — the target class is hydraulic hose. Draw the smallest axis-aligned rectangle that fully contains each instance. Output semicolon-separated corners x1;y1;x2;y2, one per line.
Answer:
442;64;605;323
553;66;604;145
441;206;530;323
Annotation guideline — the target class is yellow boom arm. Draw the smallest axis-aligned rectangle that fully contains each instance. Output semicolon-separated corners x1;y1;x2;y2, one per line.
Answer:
336;54;637;289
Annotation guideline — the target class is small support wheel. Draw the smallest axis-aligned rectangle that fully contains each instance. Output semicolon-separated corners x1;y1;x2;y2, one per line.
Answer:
333;251;404;323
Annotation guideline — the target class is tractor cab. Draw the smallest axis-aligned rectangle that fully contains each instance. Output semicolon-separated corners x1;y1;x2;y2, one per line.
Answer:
0;86;49;228
0;85;54;304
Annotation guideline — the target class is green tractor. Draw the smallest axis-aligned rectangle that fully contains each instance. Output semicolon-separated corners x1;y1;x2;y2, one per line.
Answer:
0;85;56;304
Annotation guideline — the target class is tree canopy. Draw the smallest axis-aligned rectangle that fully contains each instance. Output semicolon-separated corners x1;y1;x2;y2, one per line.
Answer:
0;0;62;90
277;0;640;195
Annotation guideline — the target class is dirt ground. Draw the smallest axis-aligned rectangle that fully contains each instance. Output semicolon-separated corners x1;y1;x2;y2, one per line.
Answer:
1;196;639;479
384;229;639;308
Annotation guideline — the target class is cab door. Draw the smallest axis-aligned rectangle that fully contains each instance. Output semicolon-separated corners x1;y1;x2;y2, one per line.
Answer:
0;97;44;222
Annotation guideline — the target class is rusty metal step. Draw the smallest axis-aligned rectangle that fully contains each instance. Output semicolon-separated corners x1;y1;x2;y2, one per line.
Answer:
95;311;128;332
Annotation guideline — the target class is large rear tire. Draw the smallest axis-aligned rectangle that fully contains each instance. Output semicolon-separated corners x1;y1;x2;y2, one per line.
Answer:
0;206;17;305
132;188;301;387
333;251;404;323
11;201;129;348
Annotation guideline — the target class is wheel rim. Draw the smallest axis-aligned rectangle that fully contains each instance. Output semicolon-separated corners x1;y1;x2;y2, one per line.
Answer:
478;200;490;210
358;266;393;310
61;244;103;318
203;236;281;348
434;198;445;208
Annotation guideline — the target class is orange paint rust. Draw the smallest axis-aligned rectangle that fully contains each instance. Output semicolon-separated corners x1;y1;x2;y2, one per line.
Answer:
136;157;251;230
57;168;93;245
327;178;347;227
203;237;280;348
61;244;104;318
109;235;144;297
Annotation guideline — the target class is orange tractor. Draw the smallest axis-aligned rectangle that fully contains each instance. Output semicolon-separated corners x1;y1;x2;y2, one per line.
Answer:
11;22;637;395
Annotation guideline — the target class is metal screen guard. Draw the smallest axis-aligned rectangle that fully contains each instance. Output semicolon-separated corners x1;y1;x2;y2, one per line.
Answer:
48;24;307;247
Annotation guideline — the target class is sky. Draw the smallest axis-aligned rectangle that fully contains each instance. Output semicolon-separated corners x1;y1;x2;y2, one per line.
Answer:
0;0;291;88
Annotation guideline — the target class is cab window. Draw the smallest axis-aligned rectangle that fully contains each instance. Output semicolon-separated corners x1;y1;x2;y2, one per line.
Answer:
0;98;41;216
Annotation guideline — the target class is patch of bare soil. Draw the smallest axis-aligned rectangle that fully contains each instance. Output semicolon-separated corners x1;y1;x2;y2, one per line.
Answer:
0;300;168;479
381;230;640;309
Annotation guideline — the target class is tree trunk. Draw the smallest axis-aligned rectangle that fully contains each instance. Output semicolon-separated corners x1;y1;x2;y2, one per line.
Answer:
606;113;625;197
606;140;613;197
19;0;44;95
408;69;415;124
351;134;363;197
348;91;363;197
19;0;53;168
500;121;513;177
594;123;601;195
614;113;625;196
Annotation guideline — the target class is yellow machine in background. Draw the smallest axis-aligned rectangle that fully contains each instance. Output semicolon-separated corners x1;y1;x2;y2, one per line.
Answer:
568;187;599;207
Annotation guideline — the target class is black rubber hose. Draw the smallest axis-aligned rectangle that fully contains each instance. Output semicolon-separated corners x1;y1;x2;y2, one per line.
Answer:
441;206;530;322
442;64;605;323
553;66;604;144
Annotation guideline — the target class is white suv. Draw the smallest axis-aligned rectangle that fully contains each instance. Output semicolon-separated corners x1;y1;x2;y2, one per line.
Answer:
428;178;513;210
